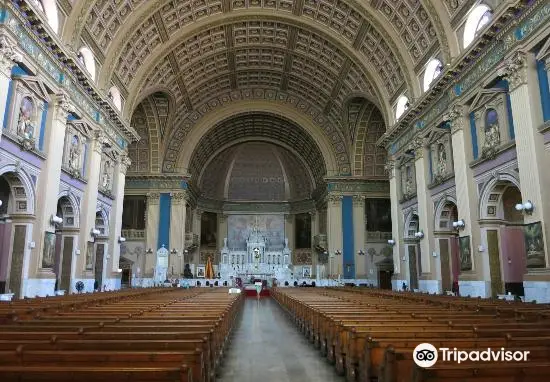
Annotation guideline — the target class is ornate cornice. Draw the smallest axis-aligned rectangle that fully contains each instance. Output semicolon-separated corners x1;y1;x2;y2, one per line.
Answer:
377;0;533;151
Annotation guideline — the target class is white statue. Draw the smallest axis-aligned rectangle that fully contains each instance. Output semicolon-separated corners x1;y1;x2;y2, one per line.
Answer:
68;137;81;172
101;161;112;190
223;237;228;247
437;144;447;176
284;237;288;248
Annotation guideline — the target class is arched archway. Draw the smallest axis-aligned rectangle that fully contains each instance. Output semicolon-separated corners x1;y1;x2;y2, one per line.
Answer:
93;209;109;291
434;198;460;294
54;194;79;293
480;178;525;298
0;170;33;297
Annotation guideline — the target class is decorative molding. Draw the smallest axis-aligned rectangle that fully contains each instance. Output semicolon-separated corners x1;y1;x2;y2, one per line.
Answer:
0;33;21;76
384;160;395;179
326;179;390;194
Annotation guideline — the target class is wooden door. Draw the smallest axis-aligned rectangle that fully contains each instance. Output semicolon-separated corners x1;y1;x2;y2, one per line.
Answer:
94;243;105;290
408;245;419;290
59;236;73;291
378;270;392;290
8;225;26;297
487;230;503;297
439;238;452;292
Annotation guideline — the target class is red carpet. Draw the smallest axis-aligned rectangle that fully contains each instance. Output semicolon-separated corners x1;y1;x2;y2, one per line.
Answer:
244;289;270;297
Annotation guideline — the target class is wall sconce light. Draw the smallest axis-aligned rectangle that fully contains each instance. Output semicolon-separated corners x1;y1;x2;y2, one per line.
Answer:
387;239;396;246
507;257;512;264
171;248;178;255
452;219;466;229
28;241;35;249
334;250;342;256
146;248;153;254
90;228;100;237
515;200;534;214
50;214;63;225
401;256;406;261
75;249;81;255
414;231;424;239
117;268;123;273
118;237;126;243
432;251;438;258
357;250;365;256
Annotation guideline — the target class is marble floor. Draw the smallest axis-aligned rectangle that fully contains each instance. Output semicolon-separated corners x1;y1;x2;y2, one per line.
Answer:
217;297;344;382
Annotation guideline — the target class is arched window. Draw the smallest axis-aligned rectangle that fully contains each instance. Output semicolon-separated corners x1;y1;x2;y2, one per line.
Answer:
32;0;59;33
423;59;443;92
78;47;96;81
108;86;122;111
463;4;493;48
395;95;409;120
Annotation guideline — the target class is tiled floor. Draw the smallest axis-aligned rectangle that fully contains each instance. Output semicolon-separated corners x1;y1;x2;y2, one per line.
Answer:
217;298;345;382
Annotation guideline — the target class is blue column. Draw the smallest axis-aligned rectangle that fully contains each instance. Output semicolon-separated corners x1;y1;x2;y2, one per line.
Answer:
537;59;550;122
342;195;355;279
157;193;171;249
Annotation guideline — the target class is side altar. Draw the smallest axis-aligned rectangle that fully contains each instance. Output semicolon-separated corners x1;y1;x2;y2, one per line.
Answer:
219;224;292;280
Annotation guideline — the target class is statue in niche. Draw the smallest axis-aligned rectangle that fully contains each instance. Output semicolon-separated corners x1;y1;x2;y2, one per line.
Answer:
17;97;34;139
437;143;447;178
101;160;112;190
404;166;414;197
68;135;81;175
482;109;500;158
183;264;193;279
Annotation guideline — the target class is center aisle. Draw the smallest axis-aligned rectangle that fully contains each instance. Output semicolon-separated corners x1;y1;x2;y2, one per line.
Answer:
218;297;344;382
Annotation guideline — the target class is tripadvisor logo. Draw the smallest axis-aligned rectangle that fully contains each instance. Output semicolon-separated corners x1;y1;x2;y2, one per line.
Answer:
413;343;530;368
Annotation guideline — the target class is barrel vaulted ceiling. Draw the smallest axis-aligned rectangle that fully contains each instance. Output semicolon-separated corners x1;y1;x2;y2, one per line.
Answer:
61;0;480;178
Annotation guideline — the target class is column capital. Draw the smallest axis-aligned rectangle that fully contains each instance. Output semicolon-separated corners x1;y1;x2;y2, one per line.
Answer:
410;136;427;160
219;213;228;223
502;51;528;91
326;192;343;205
146;192;160;205
0;34;22;77
444;104;466;134
54;93;75;121
195;208;204;217
170;191;187;205
384;159;396;179
92;130;108;154
352;194;365;207
118;153;131;175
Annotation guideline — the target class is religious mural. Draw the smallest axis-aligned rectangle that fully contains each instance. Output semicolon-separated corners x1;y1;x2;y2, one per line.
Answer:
524;222;545;268
41;231;55;269
459;236;472;271
200;212;218;247
365;199;392;232
294;213;311;249
227;214;284;250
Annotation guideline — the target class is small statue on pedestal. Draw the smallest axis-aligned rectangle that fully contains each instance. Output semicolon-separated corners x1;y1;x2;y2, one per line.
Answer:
183;263;193;279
